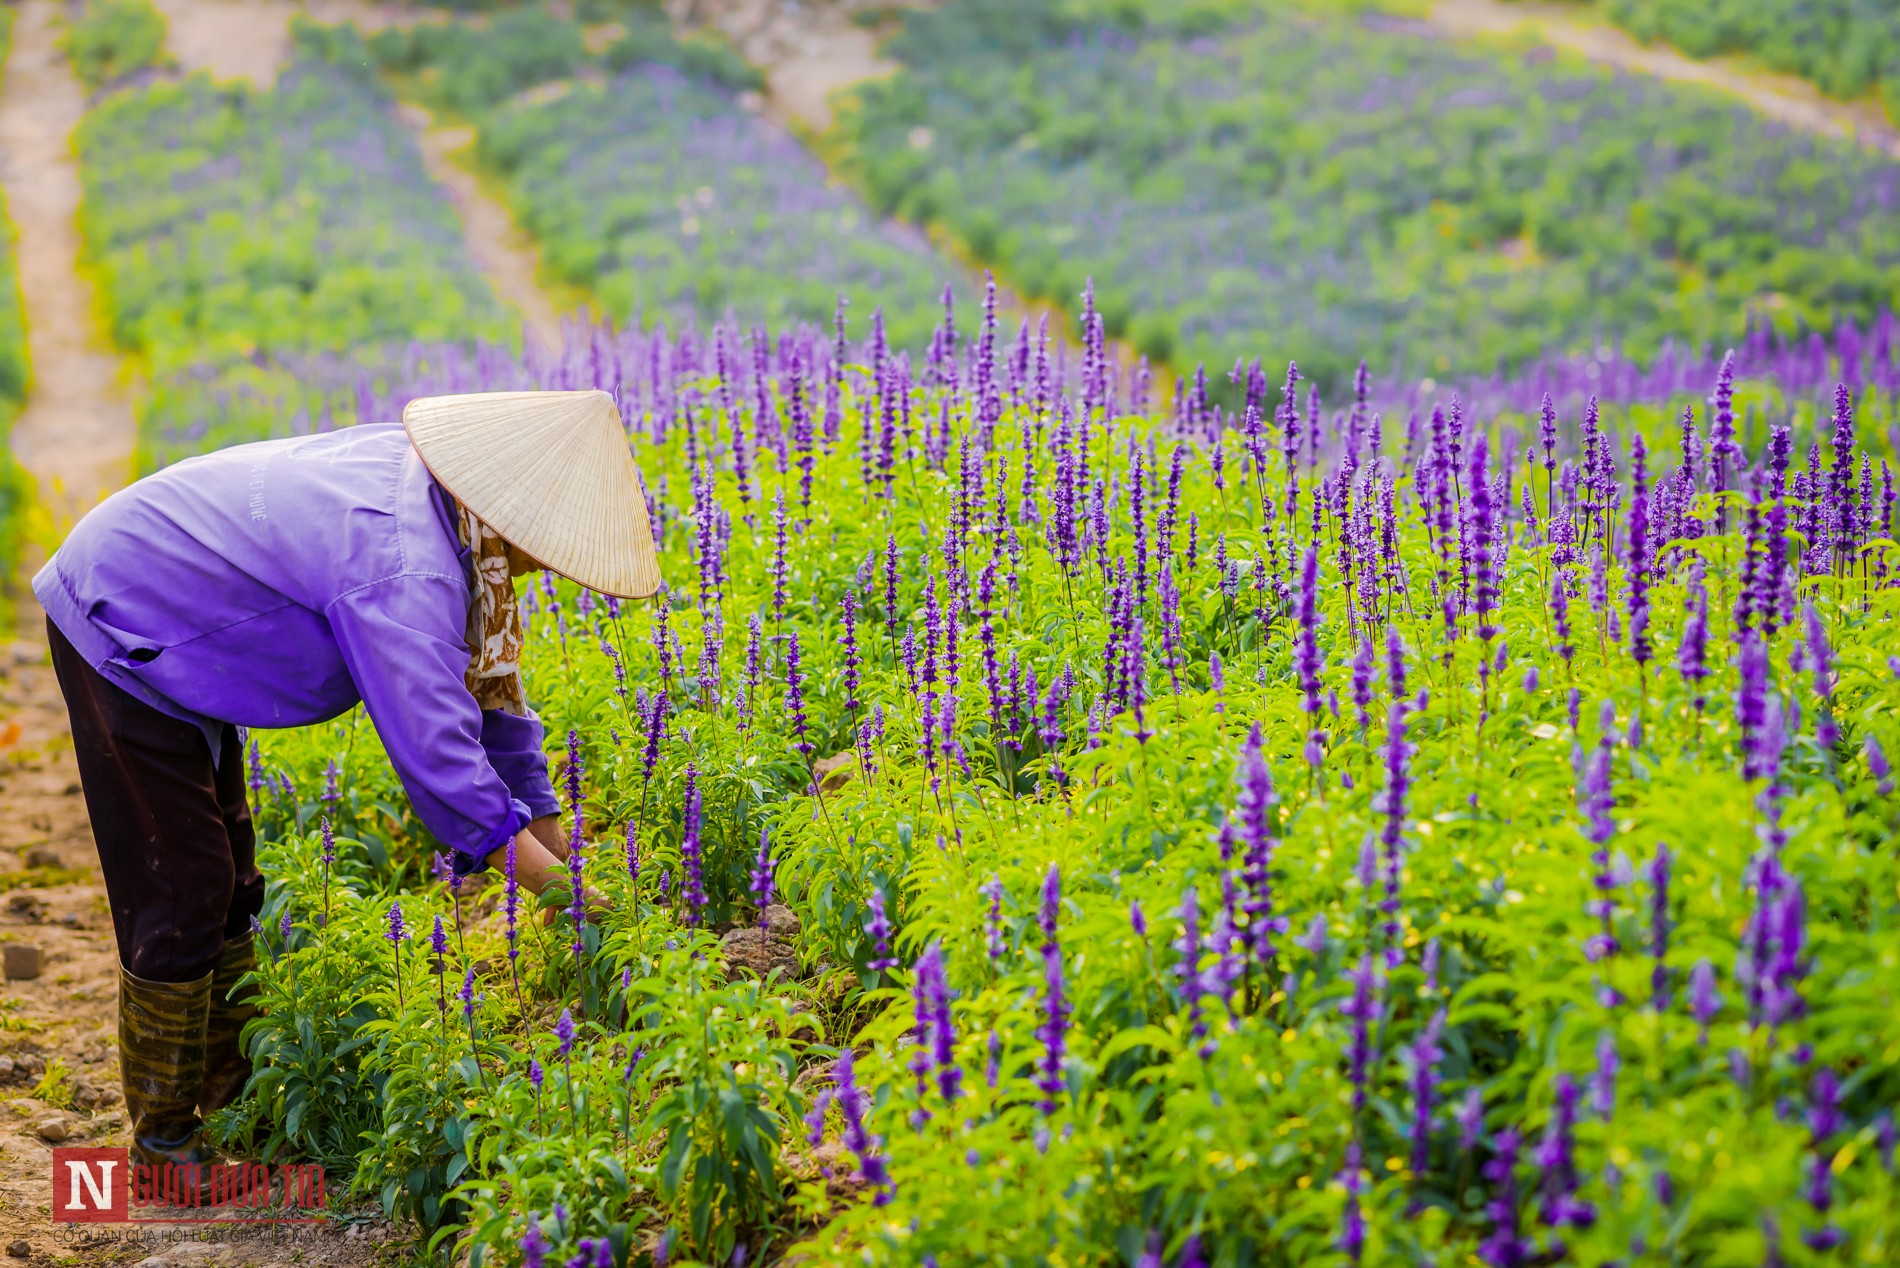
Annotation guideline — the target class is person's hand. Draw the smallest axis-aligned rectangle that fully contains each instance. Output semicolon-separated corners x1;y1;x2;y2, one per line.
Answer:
486;829;613;924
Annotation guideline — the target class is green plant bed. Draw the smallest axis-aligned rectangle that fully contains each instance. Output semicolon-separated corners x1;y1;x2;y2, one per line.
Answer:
73;24;515;468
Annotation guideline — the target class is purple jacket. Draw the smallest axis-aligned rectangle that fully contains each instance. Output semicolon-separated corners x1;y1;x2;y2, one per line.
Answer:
35;424;558;872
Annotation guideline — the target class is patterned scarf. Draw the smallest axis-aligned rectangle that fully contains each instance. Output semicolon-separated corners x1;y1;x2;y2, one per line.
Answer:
456;504;529;717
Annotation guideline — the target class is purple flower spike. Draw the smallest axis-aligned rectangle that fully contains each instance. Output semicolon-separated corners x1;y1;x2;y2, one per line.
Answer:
1534;1075;1596;1231
865;889;897;973
1688;959;1721;1042
1036;867;1069;1116
1479;1128;1535;1268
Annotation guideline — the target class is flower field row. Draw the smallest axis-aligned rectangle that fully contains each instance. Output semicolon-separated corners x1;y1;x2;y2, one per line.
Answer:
60;0;172;95
1545;0;1900;115
356;8;971;350
72;21;516;469
227;285;1900;1263
836;0;1900;391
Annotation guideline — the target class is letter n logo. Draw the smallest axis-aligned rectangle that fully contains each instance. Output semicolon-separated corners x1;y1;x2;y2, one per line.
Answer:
51;1147;127;1222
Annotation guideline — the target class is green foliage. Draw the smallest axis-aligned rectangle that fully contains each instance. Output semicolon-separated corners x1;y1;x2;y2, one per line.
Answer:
839;0;1900;389
59;0;172;95
71;26;512;470
228;328;1900;1261
1573;0;1900;108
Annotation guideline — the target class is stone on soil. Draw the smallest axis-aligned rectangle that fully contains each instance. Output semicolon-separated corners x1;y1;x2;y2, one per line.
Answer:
3;942;44;979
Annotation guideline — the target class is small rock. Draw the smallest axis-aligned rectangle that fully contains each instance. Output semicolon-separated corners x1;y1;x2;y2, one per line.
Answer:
719;926;799;978
3;943;44;980
63;782;81;797
0;1056;13;1081
762;903;800;937
23;846;63;869
6;893;45;922
6;1238;31;1258
15;1053;45;1077
32;1114;71;1143
8;641;39;668
72;1079;118;1110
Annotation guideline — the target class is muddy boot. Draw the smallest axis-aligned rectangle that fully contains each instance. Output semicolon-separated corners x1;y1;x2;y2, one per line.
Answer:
119;967;223;1179
199;935;258;1118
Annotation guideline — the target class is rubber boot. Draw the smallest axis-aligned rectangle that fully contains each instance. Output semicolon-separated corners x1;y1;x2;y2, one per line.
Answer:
119;966;224;1188
199;935;258;1117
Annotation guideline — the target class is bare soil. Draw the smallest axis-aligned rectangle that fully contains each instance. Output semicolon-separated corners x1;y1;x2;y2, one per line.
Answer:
665;0;915;133
1426;0;1900;158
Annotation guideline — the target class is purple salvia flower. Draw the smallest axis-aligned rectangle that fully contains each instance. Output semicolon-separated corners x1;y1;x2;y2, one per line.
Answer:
1038;863;1061;941
1457;1086;1485;1149
1689;959;1721;1042
640;690;668;785
1350;634;1376;733
1175;886;1210;1056
833;1048;893;1204
1236;727;1285;969
1867;734;1894;796
1478;1129;1535;1268
1405;1007;1447;1190
1646;842;1672;1008
914;941;960;1105
1341;955;1381;1113
1590;1032;1618;1117
521;1217;548;1268
865;889;897;973
840;591;862;714
980;876;1004;966
1035;868;1069;1116
1626;434;1652;667
1677;559;1710;711
1377;668;1413;967
785;631;811;757
1534;1075;1596;1230
1294;914;1329;957
750;825;774;929
1468;431;1498;639
1338;1139;1366;1263
680;764;707;924
1295;541;1325;770
1803;599;1837;750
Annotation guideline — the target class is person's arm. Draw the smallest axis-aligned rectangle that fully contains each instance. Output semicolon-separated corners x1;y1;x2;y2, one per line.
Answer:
326;576;562;889
491;827;567;895
478;708;566;860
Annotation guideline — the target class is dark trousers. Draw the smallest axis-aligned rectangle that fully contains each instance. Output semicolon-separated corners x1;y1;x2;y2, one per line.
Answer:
47;617;264;984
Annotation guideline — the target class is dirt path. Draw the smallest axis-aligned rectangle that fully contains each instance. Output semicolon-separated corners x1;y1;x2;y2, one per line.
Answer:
666;0;910;133
0;4;143;1262
1426;0;1900;158
395;103;567;352
0;0;136;536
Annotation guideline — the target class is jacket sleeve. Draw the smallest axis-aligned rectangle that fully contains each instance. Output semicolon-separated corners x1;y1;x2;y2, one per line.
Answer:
325;573;526;876
481;709;559;822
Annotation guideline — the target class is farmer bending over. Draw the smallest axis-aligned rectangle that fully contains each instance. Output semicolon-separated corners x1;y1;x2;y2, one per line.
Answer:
34;390;660;1174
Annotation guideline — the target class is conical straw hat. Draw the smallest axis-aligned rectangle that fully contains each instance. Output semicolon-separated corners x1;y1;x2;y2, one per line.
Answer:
402;390;663;600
